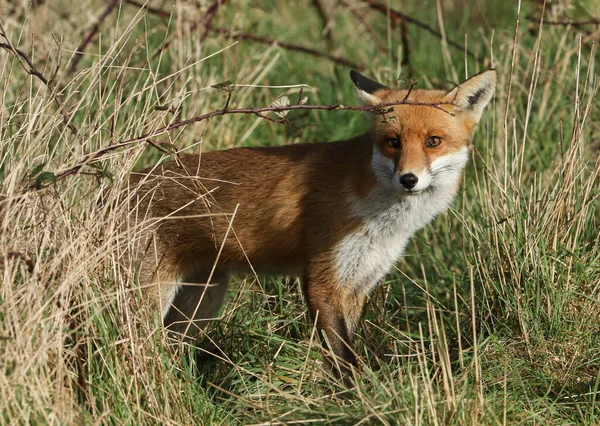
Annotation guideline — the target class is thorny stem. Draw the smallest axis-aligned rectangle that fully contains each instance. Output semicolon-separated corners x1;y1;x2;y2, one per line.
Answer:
43;98;453;190
212;27;364;70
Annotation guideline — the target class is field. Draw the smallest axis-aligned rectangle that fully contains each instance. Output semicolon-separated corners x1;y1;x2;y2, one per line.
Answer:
1;0;599;424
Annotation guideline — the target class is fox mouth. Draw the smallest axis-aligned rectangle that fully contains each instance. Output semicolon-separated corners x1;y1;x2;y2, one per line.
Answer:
395;184;426;195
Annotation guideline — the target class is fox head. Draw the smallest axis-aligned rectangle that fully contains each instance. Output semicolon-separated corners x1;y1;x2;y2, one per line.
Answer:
351;70;496;194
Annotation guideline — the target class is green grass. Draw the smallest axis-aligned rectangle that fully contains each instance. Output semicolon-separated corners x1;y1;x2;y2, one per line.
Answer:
1;0;599;424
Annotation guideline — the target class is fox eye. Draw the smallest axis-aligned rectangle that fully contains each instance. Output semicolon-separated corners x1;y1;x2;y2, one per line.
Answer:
387;138;400;149
426;136;443;148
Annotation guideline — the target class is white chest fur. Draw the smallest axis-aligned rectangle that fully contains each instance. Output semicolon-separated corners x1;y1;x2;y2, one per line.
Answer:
333;186;456;295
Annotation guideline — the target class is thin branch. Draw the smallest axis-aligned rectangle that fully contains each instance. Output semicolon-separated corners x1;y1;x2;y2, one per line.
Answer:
312;0;334;47
50;34;63;82
124;0;172;18
338;0;388;53
542;18;600;26
212;27;364;70
200;0;229;43
525;15;600;28
400;19;411;70
154;0;230;56
0;252;34;273
69;0;120;73
401;80;417;101
132;1;362;70
42;98;453;190
363;0;477;61
0;27;78;135
0;41;52;85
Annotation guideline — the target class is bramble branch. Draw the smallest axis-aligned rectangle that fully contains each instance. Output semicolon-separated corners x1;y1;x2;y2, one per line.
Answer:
0;24;78;135
43;97;453;190
212;27;364;70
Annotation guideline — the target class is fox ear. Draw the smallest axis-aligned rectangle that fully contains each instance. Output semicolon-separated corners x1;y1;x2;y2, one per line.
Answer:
445;69;496;122
350;70;388;105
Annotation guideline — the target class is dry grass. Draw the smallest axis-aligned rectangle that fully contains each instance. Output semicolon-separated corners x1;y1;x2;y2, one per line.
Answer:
1;0;598;424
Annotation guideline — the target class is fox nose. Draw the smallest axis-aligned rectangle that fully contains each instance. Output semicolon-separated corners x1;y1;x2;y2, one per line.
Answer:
399;173;418;189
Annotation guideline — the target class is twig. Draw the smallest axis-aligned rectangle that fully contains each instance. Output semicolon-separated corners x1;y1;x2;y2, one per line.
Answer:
42;97;453;190
200;0;229;43
154;0;230;56
124;0;172;18
312;0;334;47
50;34;63;82
363;0;477;61
401;80;417;101
338;0;388;53
400;19;411;70
0;26;78;135
136;1;361;70
69;0;120;73
525;15;600;29
541;18;600;26
0;252;34;273
212;27;364;70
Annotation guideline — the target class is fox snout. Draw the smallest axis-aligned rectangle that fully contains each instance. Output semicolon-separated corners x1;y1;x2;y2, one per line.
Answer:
378;149;470;194
398;173;418;189
393;168;432;193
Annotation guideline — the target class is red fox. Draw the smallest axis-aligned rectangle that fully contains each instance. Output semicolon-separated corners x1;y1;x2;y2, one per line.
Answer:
126;69;496;385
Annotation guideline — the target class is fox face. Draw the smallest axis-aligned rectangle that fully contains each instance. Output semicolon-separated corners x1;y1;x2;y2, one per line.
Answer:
351;70;496;194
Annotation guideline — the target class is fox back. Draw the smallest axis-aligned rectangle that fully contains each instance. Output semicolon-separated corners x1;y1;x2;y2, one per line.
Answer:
126;69;496;386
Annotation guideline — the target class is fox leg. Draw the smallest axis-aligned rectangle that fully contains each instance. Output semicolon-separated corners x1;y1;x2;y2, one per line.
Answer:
162;268;230;340
304;272;367;386
138;242;229;340
137;245;183;322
